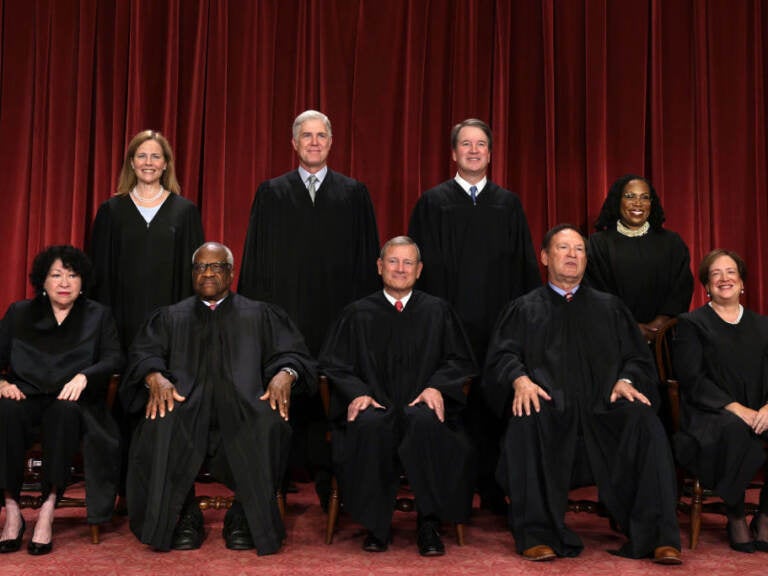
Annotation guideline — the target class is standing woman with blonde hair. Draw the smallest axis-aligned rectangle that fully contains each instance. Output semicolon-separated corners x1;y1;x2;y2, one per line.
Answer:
89;130;204;506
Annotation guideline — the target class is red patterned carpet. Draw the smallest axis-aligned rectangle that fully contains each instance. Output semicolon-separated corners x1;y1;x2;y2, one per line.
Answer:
2;482;765;575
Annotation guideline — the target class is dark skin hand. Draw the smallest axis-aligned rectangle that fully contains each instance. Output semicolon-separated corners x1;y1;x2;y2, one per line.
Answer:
260;370;295;420
145;372;186;419
638;314;671;342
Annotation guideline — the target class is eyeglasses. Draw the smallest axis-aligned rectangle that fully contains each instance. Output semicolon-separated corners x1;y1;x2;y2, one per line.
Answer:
192;262;232;274
622;193;651;202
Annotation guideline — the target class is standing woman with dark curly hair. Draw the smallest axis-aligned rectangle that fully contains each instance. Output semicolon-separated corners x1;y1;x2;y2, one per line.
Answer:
0;246;123;555
586;174;694;343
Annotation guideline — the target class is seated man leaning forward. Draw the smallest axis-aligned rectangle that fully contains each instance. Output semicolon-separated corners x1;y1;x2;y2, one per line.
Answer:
320;236;477;556
484;224;682;565
121;242;316;555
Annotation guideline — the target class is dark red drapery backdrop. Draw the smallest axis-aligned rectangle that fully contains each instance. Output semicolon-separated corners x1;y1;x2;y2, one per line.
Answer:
1;0;766;315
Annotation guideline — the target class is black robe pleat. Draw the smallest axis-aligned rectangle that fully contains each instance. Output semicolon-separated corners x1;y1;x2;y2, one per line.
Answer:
122;294;316;554
585;228;693;323
89;193;204;351
238;169;380;356
319;291;477;542
0;296;123;523
484;286;680;558
672;305;768;505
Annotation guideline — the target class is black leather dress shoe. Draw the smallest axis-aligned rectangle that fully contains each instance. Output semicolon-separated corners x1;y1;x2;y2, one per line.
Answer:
223;509;254;550
0;517;25;554
362;532;388;552
27;540;53;556
171;509;205;550
417;522;445;557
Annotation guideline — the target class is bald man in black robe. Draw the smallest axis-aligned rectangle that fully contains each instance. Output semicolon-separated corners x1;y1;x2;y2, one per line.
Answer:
484;225;682;564
121;243;316;555
320;236;476;556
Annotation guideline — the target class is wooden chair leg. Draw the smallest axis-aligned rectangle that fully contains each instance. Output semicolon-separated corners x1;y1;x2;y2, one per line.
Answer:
326;476;340;544
691;479;703;549
90;524;100;544
277;490;286;522
455;523;465;546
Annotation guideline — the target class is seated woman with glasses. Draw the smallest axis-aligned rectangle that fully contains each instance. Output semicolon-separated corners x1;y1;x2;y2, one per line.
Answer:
585;174;694;344
0;245;123;555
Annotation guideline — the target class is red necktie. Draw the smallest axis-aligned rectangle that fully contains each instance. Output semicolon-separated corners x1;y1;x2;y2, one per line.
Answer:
565;292;573;302
395;300;403;312
209;302;217;311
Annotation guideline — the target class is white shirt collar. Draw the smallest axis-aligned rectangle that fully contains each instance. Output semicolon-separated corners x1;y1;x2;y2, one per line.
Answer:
383;289;413;309
454;173;487;196
298;165;328;188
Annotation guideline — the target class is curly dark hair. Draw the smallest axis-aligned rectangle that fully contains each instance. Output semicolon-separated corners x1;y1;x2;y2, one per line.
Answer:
593;174;666;231
29;245;93;296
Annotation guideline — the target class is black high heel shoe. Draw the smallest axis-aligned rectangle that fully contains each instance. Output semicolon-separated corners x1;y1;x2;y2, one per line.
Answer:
27;539;53;556
727;519;756;553
0;517;26;553
750;515;768;552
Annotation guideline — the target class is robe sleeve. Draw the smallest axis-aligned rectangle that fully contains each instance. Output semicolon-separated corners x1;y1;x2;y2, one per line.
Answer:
672;315;734;410
238;181;273;300
611;299;660;405
259;303;317;397
483;298;532;419
584;232;616;293
657;232;694;317
350;183;381;300
79;305;124;395
319;309;375;422
120;307;174;414
172;201;205;302
509;200;542;294
423;303;477;408
408;195;449;298
89;201;116;307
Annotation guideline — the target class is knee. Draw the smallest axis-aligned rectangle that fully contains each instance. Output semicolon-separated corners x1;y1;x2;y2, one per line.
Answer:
0;397;25;420
347;407;390;437
46;399;83;427
404;404;442;433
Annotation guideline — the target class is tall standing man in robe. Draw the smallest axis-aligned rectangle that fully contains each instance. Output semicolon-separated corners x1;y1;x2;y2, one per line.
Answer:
408;118;540;511
484;224;681;564
239;110;380;504
121;242;316;555
320;236;476;556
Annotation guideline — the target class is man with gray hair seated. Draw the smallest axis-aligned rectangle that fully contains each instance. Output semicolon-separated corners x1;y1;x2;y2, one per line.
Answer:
122;242;316;555
320;236;476;556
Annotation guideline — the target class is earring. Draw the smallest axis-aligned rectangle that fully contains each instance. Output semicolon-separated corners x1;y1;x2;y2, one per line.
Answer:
706;292;711;298
42;290;47;297
741;288;745;295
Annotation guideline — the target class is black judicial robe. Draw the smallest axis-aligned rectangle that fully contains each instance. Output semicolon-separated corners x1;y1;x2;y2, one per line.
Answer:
673;305;768;505
238;169;380;355
121;294;316;554
0;296;123;523
319;290;477;541
90;193;204;350
585;228;693;323
408;179;540;364
485;286;680;558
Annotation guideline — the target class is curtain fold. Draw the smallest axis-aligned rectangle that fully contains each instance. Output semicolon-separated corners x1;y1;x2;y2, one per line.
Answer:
1;0;766;313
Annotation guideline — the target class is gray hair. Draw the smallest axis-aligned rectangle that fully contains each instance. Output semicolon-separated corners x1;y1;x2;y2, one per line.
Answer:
192;242;234;266
379;235;421;262
292;110;332;141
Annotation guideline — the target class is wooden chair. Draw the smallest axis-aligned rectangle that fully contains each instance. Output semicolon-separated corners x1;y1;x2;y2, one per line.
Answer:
655;318;763;549
319;375;466;545
195;480;286;522
20;374;120;544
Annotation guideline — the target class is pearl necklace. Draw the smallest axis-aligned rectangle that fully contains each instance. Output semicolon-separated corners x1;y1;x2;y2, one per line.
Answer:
616;219;650;237
131;186;165;204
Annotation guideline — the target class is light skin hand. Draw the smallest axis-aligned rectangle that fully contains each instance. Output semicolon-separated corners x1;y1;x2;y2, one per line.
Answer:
260;370;294;420
145;372;186;419
409;387;445;422
609;380;651;405
347;395;385;422
0;379;25;401
58;373;87;402
512;375;551;417
753;404;768;435
726;401;758;429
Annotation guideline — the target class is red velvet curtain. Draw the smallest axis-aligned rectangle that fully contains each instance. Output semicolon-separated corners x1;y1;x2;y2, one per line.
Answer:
1;0;767;313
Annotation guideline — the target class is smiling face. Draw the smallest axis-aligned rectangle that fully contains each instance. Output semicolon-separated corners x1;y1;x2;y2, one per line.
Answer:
131;139;167;187
377;243;423;300
541;228;587;289
292;118;332;172
452;126;491;181
706;254;744;305
619;179;652;229
192;245;233;302
44;259;82;310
